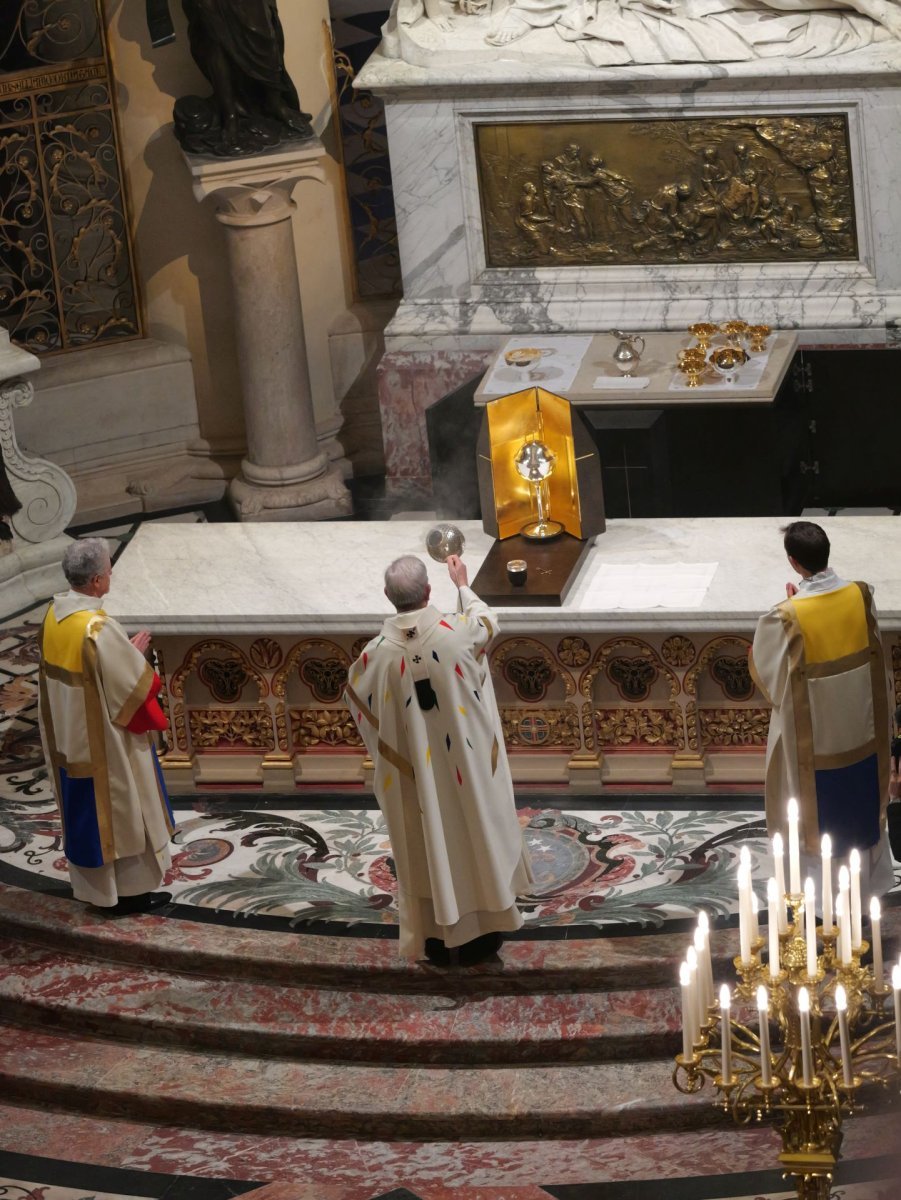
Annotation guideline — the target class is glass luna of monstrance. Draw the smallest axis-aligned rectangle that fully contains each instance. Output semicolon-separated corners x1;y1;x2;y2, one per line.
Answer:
513;440;564;540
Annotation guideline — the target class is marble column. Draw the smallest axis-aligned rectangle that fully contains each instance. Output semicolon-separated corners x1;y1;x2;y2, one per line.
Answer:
188;142;351;521
0;329;77;614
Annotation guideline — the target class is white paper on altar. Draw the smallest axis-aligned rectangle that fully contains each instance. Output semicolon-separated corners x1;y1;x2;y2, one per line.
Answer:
668;346;771;392
481;335;593;395
584;562;719;609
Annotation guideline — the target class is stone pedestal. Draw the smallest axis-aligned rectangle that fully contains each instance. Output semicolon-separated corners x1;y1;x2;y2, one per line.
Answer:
21;338;226;525
188;142;351;522
0;329;77;615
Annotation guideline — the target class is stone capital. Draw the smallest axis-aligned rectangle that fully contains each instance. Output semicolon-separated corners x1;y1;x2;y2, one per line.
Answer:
186;138;328;226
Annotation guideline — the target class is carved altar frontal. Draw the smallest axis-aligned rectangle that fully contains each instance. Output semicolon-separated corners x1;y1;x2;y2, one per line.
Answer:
475;116;857;269
105;519;901;793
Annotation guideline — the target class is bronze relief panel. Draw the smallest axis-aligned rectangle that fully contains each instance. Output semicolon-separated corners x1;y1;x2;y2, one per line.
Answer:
474;115;856;268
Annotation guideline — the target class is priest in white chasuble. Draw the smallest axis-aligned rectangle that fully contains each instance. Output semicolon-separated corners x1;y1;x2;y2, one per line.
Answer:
38;538;175;915
345;554;533;965
750;521;894;897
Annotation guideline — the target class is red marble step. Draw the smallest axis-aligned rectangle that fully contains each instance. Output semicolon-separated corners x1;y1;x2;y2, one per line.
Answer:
0;936;682;1065
0;1020;717;1139
0;882;768;994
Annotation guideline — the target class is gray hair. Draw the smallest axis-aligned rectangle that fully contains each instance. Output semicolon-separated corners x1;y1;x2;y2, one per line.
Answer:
384;556;429;610
62;538;111;587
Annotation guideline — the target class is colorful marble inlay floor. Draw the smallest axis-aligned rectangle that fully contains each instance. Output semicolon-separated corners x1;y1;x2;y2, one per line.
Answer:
1;607;899;937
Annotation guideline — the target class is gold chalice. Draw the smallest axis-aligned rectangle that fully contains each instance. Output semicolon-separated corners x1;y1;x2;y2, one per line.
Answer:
747;324;771;353
721;320;749;346
677;347;707;388
504;347;544;381
709;344;749;383
687;322;718;352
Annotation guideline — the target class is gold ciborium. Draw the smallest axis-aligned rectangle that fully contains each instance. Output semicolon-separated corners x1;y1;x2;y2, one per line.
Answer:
709;344;749;384
747;324;772;353
688;322;719;352
677;347;708;388
721;320;749;347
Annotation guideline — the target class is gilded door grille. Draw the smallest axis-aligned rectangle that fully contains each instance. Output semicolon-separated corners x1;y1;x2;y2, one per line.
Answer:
0;0;142;354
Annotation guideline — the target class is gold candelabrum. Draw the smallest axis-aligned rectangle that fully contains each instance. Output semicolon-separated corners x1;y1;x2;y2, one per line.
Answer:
673;809;901;1200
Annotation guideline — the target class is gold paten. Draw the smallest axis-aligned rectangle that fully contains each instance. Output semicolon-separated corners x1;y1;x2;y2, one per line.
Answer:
475;114;857;268
485;387;583;540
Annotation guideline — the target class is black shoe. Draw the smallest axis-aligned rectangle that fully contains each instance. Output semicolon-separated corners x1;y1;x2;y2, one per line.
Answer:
424;937;451;967
458;931;504;966
96;891;172;917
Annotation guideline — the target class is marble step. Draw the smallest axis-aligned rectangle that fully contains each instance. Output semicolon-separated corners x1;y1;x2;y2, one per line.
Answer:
0;883;743;994
0;1021;716;1139
0;935;682;1065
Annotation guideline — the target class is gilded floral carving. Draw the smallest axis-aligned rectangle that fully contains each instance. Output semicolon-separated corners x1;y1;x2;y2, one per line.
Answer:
699;708;770;746
188;708;275;750
249;637;283;671
661;635;696;668
594;706;682;747
290;707;363;749
557;636;590;668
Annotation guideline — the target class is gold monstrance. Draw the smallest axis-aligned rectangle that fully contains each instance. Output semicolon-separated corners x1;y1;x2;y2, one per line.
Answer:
513;439;564;540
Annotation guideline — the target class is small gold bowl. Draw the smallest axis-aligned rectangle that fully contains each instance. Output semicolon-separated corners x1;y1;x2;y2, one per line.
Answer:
747;324;771;352
721;320;749;345
504;347;542;369
688;322;718;350
677;348;708;388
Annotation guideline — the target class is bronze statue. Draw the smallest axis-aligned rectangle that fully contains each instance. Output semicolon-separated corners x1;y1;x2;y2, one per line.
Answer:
148;0;313;157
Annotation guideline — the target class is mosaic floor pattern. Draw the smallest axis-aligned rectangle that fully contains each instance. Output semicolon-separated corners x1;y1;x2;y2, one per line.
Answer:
2;607;899;936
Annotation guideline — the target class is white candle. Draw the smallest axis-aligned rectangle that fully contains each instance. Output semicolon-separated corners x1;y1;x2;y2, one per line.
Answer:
772;833;788;931
751;889;760;943
738;863;752;965
767;877;781;979
804;876;818;979
849;849;862;950
798;986;814;1085
837;867;852;965
757;984;773;1086
697;912;715;1009
821;834;833;931
787;797;802;894
694;926;711;1012
870;897;884;986
835;984;853;1086
720;983;733;1085
892;964;901;1063
680;961;694;1059
687;945;704;1036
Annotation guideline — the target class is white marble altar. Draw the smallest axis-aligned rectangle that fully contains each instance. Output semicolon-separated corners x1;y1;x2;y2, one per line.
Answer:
106;516;901;791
